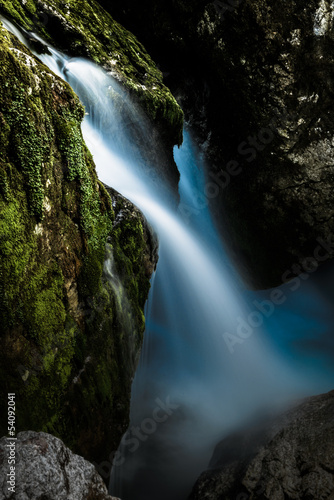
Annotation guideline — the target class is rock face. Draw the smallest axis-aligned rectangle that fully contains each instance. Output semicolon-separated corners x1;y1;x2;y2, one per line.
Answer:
0;431;121;500
106;0;334;288
190;390;334;500
0;20;158;476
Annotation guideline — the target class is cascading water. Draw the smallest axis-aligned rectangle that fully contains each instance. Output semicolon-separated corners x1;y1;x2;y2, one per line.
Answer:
3;18;334;500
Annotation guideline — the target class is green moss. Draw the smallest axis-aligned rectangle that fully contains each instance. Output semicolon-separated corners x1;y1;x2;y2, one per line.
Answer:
78;253;103;297
0;26;155;469
54;111;86;182
0;28;97;433
0;0;183;144
6;84;51;218
0;187;77;433
110;195;153;316
0;0;37;30
29;272;66;341
0;166;10;201
0;195;34;327
55;112;114;251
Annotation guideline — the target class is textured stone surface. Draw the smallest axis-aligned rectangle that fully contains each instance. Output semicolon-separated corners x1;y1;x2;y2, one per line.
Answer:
0;431;121;499
190;390;334;500
106;0;334;288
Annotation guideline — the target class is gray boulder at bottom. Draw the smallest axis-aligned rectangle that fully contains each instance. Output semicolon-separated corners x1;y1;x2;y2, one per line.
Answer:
190;390;334;500
0;431;120;500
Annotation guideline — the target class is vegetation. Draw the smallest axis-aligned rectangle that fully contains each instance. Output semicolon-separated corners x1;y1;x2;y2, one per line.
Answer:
0;0;183;145
0;26;154;466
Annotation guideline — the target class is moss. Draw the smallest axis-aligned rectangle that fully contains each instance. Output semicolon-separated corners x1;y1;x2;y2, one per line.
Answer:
27;270;66;342
54;111;86;182
0;25;156;471
0;27;93;434
109;192;154;317
0;194;34;327
0;0;37;30
7;86;51;219
78;253;103;298
0;0;183;145
0;164;10;201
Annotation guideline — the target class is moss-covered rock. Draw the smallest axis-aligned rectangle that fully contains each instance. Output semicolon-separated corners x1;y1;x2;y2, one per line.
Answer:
0;25;157;475
0;0;183;147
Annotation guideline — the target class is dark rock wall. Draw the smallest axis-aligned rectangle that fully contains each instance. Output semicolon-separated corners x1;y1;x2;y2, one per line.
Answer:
106;0;334;288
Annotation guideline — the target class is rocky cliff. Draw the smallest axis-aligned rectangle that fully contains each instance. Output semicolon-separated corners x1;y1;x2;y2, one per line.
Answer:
105;0;334;288
0;14;162;477
190;390;334;499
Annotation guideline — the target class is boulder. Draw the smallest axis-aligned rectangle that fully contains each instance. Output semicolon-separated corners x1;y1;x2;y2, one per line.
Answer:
0;431;121;500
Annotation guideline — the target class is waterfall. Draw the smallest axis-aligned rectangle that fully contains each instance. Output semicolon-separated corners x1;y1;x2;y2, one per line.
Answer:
2;17;334;500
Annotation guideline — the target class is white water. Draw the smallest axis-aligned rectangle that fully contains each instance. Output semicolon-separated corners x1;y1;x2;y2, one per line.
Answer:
3;18;334;500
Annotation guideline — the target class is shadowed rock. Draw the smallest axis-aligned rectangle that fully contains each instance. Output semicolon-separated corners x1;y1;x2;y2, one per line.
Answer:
0;431;121;500
190;390;334;499
103;0;334;288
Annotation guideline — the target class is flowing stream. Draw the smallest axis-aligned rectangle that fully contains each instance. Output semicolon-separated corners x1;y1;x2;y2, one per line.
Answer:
2;18;334;500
